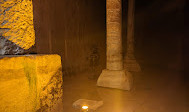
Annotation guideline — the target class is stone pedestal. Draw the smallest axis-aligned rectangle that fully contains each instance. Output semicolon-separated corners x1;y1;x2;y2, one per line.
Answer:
97;0;132;90
97;69;132;90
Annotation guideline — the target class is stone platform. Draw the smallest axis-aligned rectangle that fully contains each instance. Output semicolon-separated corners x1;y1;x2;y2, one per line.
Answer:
0;54;63;112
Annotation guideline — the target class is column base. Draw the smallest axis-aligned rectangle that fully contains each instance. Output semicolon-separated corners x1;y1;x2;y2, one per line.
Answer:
97;69;132;90
124;59;141;72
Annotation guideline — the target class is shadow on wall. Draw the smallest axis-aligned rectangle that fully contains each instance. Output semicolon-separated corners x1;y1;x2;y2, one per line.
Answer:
132;0;187;71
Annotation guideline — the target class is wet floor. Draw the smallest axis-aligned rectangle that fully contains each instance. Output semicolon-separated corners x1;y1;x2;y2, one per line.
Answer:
63;66;189;112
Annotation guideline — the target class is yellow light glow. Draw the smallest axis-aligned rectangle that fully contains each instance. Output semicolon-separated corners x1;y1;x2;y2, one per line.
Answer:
82;105;88;110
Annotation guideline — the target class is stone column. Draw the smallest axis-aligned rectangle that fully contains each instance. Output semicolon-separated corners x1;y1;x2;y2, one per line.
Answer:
97;0;132;90
124;0;141;72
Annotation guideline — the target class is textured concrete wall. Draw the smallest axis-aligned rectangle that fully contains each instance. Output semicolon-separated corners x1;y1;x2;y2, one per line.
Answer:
0;55;63;112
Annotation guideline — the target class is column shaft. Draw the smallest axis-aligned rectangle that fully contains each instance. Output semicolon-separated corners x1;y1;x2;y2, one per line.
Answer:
106;0;123;70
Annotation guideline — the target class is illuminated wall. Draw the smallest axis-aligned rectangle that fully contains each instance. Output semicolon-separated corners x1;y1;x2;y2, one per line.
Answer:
33;0;106;75
0;0;35;50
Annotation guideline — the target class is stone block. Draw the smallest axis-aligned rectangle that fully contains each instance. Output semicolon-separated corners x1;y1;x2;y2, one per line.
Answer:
0;0;35;49
0;54;63;112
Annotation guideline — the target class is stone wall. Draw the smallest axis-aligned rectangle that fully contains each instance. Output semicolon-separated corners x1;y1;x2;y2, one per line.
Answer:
33;0;106;76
